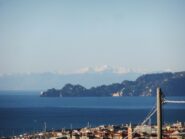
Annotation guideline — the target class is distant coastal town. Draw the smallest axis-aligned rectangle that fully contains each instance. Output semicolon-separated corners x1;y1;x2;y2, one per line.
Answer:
3;121;185;139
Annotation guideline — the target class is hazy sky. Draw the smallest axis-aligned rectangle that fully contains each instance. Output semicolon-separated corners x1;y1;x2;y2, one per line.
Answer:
0;0;185;74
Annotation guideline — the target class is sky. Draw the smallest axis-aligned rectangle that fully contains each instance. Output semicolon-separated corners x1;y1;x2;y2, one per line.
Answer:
0;0;185;74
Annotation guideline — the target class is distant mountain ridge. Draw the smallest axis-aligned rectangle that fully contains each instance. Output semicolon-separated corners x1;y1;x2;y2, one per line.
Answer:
41;71;185;97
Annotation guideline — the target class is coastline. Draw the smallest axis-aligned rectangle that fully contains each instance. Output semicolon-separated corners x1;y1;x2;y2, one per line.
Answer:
3;121;185;139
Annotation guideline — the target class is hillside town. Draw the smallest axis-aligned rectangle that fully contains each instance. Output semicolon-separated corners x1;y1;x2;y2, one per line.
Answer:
2;121;185;139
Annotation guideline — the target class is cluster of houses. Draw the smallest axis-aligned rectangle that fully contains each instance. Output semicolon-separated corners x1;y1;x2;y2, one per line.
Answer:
4;121;185;139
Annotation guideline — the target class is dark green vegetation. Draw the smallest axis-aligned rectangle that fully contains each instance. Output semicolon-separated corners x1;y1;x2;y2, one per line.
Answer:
41;71;185;97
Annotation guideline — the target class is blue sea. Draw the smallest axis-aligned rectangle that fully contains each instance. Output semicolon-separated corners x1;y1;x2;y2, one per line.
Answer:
0;91;185;137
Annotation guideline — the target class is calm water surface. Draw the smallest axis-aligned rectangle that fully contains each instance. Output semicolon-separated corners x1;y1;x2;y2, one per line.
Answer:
0;91;185;137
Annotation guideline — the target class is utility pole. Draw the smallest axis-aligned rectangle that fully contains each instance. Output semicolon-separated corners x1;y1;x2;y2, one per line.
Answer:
157;88;162;139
